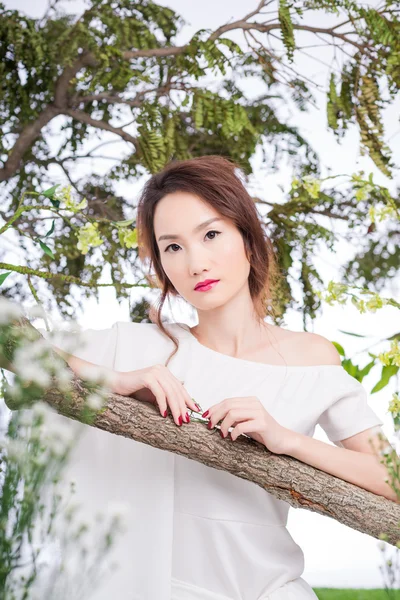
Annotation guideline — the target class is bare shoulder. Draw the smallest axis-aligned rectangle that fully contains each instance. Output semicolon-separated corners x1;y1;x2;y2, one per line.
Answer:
267;325;342;367
293;330;342;366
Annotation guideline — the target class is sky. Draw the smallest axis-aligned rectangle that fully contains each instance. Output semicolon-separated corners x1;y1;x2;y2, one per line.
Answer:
3;0;400;590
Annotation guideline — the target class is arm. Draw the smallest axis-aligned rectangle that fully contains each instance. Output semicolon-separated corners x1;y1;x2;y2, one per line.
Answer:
283;334;397;501
282;429;399;503
52;344;122;394
2;341;123;396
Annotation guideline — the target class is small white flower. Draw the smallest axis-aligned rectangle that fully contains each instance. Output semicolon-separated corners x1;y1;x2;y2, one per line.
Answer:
21;364;51;388
86;393;105;410
106;501;130;521
43;418;76;445
5;438;28;462
46;434;69;456
18;409;35;427
26;304;47;319
378;541;386;551
32;401;51;419
57;368;74;390
34;452;50;467
7;383;22;398
0;298;23;324
79;364;102;382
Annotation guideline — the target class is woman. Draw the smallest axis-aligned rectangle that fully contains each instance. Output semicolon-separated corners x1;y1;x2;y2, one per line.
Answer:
38;155;384;600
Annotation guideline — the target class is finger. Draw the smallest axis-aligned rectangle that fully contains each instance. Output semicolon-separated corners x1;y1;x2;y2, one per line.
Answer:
159;378;184;426
168;377;190;423
219;409;258;436
172;379;192;422
145;377;167;418
177;380;199;414
207;399;247;426
230;419;259;441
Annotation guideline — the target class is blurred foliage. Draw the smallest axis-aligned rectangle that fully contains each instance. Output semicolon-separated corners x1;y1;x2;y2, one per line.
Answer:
0;0;399;327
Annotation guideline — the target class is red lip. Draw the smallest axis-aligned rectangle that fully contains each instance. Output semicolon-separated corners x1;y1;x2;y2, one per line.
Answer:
194;279;219;290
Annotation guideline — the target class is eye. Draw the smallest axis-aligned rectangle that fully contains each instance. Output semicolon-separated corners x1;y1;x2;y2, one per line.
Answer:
164;230;221;253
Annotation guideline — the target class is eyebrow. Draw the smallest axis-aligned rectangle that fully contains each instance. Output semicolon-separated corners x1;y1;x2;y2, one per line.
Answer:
157;217;224;242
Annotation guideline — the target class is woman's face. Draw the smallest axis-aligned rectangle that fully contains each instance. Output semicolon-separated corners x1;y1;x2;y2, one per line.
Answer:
154;191;251;309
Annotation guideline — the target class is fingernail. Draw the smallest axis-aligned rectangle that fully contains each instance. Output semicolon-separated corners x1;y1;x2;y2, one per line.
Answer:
202;410;209;418
220;429;225;439
207;420;213;430
185;412;190;423
178;416;183;426
194;402;202;412
163;409;168;418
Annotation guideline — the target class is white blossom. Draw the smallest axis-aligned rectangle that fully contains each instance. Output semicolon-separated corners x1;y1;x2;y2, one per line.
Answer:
21;364;52;388
25;304;47;319
4;438;28;463
106;501;130;522
32;400;51;419
86;393;105;410
18;409;36;428
57;368;74;390
0;298;23;324
45;434;70;457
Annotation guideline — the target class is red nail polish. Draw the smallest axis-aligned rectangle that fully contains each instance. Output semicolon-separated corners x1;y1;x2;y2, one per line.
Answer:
185;412;190;423
178;416;183;426
163;409;168;418
202;410;209;418
207;420;212;429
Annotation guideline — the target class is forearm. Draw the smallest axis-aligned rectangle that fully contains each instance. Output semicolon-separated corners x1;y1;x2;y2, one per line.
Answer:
283;430;399;504
51;346;121;394
1;341;122;394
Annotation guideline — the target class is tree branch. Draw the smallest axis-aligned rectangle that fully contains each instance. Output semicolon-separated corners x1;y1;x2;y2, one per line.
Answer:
3;317;400;546
0;107;62;182
0;2;376;182
0;262;145;289
63;109;139;150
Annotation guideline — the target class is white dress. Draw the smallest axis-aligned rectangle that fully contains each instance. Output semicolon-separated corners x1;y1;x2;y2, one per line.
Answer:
36;320;384;600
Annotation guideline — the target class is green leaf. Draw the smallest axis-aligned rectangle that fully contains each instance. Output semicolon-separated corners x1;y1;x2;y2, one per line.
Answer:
44;219;55;237
331;341;345;356
371;365;399;394
359;359;376;379
41;185;60;198
388;332;400;341
341;358;359;378
38;240;55;260
337;329;368;338
0;271;11;285
113;219;135;227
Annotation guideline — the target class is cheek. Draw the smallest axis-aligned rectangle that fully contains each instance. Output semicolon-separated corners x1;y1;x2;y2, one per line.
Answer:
162;258;179;281
222;236;249;269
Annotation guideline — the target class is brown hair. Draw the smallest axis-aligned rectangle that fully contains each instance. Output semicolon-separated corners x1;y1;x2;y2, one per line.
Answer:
136;155;283;367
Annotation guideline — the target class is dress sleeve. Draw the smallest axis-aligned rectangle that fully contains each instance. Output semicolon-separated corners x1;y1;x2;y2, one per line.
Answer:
36;322;119;369
318;375;384;443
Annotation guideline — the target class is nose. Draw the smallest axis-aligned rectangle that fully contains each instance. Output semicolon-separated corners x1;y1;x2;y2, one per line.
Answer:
190;257;212;278
186;249;209;276
190;265;210;278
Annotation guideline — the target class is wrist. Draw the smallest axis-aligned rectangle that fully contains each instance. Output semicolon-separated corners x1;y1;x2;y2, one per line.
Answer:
279;428;302;456
103;369;124;395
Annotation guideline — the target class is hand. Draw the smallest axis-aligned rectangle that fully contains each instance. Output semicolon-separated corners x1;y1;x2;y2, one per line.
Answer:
115;366;200;427
203;396;292;455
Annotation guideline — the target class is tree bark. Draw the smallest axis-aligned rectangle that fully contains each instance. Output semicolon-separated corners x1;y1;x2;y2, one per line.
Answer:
3;317;400;546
